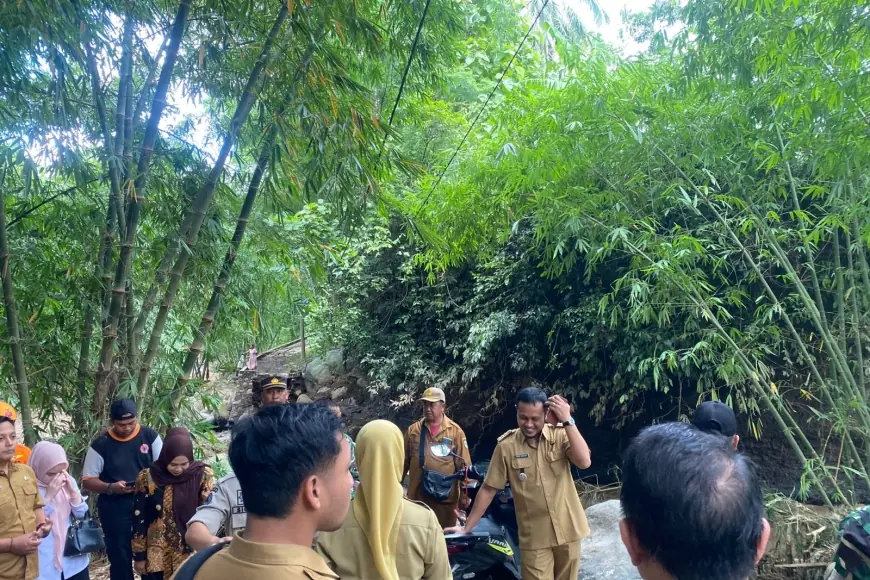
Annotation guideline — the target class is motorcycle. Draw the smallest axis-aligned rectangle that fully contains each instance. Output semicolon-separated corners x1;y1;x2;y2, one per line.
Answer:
445;461;521;580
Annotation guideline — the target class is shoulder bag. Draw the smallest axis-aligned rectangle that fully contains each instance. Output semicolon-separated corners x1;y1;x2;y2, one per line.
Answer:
63;510;106;557
419;423;462;502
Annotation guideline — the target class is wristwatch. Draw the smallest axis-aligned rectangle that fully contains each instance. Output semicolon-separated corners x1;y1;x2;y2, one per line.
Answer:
562;417;576;427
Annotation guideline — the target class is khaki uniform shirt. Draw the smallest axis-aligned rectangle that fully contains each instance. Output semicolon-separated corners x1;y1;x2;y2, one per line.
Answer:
190;533;338;580
484;426;590;551
0;463;45;580
187;474;246;537
404;416;472;505
315;499;450;580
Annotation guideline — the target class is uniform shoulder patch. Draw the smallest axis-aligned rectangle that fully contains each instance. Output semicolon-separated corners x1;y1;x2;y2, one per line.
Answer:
497;429;517;442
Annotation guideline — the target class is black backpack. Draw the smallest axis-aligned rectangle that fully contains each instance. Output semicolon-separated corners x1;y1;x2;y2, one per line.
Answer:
173;542;230;580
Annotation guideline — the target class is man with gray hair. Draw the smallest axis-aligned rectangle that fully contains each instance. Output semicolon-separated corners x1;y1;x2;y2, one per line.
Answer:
619;422;770;580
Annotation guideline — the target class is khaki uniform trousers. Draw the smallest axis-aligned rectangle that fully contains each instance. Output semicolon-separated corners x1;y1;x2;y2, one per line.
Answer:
520;541;581;580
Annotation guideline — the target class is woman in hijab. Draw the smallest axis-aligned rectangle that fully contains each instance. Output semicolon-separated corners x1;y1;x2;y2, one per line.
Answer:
29;442;90;580
132;427;215;579
316;420;450;580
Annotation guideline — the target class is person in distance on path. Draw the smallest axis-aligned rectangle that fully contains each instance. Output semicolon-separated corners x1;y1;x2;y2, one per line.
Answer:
445;387;592;580
619;422;770;580
179;403;353;580
692;400;739;450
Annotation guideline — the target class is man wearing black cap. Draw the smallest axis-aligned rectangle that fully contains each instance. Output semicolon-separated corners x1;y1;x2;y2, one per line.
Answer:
692;400;740;450
82;399;162;580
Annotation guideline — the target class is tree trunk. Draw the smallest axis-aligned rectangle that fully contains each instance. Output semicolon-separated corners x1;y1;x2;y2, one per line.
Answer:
93;0;191;417
170;127;276;410
0;181;35;445
137;3;290;405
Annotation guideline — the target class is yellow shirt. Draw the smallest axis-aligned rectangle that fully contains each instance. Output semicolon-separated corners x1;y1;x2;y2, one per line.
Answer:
403;416;472;505
0;463;45;580
484;425;590;551
190;533;338;580
315;498;451;580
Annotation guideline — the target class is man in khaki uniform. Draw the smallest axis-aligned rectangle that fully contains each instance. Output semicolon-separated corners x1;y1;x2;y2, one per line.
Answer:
447;387;591;580
404;387;472;528
177;404;353;580
0;411;50;580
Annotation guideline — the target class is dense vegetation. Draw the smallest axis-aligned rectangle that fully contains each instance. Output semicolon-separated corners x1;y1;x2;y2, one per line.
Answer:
1;0;868;504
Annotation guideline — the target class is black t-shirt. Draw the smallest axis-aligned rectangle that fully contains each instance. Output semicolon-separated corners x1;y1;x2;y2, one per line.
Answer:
85;425;161;485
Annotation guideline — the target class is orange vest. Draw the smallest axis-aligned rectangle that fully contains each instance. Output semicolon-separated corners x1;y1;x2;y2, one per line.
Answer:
12;443;31;464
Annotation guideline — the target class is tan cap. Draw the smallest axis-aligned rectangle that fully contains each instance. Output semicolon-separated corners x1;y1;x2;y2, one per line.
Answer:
420;387;446;403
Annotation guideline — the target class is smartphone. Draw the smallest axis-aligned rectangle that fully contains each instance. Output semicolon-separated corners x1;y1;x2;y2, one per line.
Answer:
124;482;136;489
35;523;48;538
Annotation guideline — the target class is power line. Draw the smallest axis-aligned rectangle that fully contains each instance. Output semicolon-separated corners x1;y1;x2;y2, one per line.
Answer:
388;0;433;127
415;0;551;217
377;0;433;165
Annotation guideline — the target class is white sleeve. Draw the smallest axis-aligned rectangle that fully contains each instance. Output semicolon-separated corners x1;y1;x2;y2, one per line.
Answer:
151;435;163;461
81;446;104;479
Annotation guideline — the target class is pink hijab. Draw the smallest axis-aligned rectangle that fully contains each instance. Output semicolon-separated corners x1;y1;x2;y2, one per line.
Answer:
29;442;71;571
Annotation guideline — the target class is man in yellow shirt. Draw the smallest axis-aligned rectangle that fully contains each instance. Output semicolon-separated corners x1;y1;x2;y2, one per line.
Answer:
177;403;353;580
0;411;51;580
447;387;591;580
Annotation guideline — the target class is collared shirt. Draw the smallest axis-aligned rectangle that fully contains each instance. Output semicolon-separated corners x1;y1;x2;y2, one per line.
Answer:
0;463;45;580
315;498;450;580
404;415;472;504
484;425;590;551
191;533;338;580
187;473;246;538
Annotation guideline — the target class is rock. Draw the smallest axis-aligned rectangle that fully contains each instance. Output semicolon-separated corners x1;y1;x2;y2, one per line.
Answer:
579;500;640;580
304;358;333;391
316;387;332;398
356;376;368;389
330;387;348;400
324;348;345;373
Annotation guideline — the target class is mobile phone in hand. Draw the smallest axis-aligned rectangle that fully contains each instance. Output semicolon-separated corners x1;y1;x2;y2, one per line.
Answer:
124;482;136;489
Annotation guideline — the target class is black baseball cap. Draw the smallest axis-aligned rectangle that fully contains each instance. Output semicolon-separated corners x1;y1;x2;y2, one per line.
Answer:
110;399;137;421
692;401;737;438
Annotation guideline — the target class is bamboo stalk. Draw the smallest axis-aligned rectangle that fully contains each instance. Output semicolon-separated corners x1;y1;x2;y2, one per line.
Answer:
845;230;866;397
171;126;277;410
137;2;291;406
834;229;848;357
0;174;35;445
93;0;191;417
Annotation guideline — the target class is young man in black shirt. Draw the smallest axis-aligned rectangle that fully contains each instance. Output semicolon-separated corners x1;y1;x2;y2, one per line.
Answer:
82;399;162;580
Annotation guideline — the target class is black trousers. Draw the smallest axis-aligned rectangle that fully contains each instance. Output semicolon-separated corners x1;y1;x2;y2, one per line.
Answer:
141;574;164;580
62;568;91;580
98;494;135;580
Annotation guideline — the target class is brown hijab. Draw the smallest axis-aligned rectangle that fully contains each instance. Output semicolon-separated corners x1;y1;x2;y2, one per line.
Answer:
150;427;206;538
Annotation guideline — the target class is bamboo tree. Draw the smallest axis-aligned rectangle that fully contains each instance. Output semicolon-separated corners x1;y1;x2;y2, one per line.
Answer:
93;0;192;416
590;210;839;506
170;126;277;410
845;230;866;397
137;2;291;404
0;170;35;445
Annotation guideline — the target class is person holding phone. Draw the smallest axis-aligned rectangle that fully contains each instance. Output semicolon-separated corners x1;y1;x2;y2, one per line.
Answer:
0;409;51;580
81;399;162;580
132;427;214;580
29;441;90;580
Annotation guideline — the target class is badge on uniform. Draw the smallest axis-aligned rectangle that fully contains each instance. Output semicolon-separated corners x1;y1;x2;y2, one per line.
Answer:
236;490;244;506
519;471;528;482
204;491;214;506
514;453;529;459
